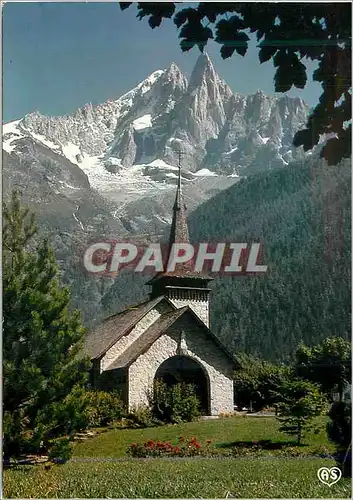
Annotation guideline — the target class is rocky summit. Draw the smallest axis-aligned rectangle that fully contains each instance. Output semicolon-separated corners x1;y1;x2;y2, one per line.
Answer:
3;53;311;253
2;54;314;326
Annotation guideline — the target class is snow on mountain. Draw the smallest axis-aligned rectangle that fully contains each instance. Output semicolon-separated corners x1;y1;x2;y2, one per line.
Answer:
3;54;312;238
2;54;318;327
133;114;152;131
192;168;218;177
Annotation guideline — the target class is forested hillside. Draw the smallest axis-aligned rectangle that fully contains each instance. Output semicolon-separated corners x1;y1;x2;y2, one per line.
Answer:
77;157;350;362
187;158;351;361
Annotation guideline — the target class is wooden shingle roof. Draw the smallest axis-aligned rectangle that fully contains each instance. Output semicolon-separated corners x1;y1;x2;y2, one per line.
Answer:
83;296;167;360
105;306;240;370
146;166;212;284
106;307;188;370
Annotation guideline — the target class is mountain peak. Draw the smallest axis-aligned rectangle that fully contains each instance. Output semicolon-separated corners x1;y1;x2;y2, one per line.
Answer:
188;53;216;88
159;62;187;94
163;62;185;82
166;62;181;74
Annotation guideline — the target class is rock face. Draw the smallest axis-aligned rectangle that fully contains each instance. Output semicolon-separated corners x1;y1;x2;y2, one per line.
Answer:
3;54;312;238
2;54;312;327
4;54;309;185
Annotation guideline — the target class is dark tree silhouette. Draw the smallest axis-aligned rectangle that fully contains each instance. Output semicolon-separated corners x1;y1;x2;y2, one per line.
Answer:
120;2;351;165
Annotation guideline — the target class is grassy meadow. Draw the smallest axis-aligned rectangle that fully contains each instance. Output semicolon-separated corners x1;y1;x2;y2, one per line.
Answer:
4;416;351;498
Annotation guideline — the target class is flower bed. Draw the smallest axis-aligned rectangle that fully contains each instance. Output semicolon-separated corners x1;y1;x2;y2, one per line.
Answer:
127;436;213;458
127;436;332;459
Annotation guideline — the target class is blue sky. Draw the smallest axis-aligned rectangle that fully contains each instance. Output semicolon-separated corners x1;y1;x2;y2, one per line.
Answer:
3;2;322;123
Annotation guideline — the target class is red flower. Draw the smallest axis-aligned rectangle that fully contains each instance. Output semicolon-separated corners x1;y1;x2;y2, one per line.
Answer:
206;439;211;445
174;446;181;453
190;436;197;443
146;440;155;447
131;443;137;448
194;442;201;449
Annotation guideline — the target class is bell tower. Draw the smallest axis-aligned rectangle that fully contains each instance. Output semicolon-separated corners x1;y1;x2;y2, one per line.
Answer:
147;152;213;326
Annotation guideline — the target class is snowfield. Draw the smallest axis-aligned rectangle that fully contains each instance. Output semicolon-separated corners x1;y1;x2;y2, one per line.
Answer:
2;120;25;153
2;55;311;234
133;114;152;131
192;168;218;177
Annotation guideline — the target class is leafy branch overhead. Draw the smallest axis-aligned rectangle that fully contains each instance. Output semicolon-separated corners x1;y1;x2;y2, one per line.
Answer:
120;2;351;165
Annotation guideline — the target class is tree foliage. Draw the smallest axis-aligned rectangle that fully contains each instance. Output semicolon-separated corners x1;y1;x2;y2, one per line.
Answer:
295;336;351;400
275;379;328;444
188;159;351;361
327;398;352;477
3;191;91;458
233;354;291;411
121;2;351;165
148;380;200;423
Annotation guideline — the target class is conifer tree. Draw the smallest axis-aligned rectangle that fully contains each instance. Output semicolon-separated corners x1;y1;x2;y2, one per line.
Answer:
3;191;90;458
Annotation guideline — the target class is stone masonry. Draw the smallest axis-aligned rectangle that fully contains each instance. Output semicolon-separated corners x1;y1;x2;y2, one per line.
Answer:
128;312;234;414
86;159;236;416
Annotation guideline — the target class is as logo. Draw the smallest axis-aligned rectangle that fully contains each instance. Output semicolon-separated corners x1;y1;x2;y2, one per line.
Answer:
317;467;342;487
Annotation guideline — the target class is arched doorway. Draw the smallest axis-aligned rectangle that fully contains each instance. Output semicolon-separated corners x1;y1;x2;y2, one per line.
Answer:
154;355;210;414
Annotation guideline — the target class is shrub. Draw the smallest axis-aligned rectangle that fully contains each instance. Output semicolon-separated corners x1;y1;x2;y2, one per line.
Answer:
233;354;292;411
275;379;328;445
127;436;212;458
48;385;93;435
295;337;351;401
84;390;126;428
148;380;200;423
327;398;352;477
126;405;156;428
47;437;72;463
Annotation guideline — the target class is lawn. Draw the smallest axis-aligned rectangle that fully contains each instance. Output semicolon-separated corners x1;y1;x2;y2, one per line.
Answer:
4;416;351;498
72;415;336;458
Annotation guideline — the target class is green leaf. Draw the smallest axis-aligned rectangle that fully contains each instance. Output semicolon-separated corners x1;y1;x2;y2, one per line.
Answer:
119;2;132;11
292;61;307;89
274;66;293;92
259;45;277;63
219;43;236;59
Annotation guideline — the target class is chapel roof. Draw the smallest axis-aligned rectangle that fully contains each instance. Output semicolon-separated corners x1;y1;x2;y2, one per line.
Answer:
83;295;167;360
106;307;188;370
147;159;212;285
104;305;240;370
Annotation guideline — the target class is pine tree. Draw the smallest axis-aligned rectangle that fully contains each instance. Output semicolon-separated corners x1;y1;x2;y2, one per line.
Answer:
3;191;91;458
275;379;328;445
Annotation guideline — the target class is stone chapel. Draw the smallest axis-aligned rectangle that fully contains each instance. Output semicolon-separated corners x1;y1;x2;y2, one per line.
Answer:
84;164;237;415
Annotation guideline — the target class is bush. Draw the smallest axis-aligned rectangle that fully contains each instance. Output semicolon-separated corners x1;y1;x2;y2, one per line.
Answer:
84;390;126;428
46;388;127;433
47;437;72;463
233;354;292;411
148;381;200;423
126;405;156;428
275;379;328;445
327;398;352;477
127;436;212;457
45;386;93;436
295;337;351;401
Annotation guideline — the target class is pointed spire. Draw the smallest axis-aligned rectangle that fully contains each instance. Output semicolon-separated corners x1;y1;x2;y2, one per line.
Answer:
174;151;186;211
169;151;190;250
147;149;213;291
